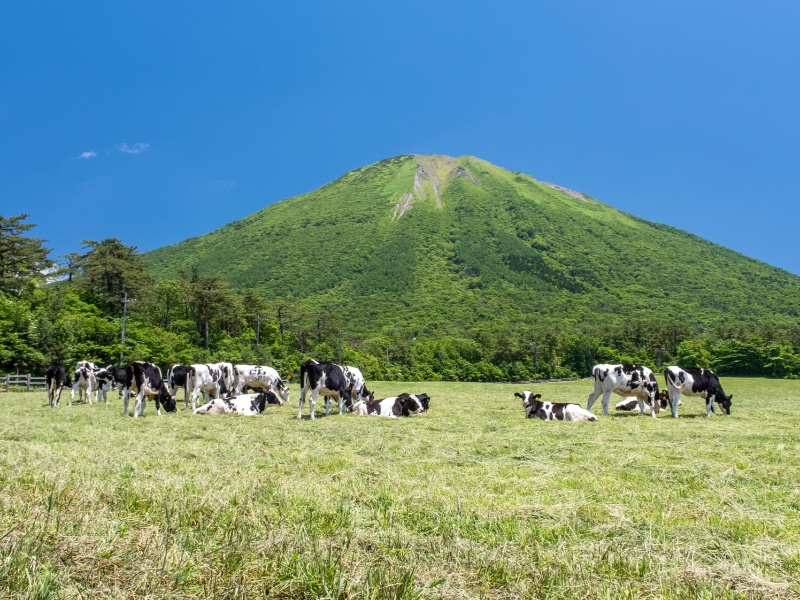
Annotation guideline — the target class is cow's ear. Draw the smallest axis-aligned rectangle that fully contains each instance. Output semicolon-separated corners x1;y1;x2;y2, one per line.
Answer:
533;394;542;400
727;394;733;401
514;392;523;399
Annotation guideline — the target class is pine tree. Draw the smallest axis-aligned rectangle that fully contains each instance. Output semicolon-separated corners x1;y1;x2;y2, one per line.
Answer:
0;214;53;296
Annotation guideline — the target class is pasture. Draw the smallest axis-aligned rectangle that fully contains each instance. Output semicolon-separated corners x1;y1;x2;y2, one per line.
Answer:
1;379;799;599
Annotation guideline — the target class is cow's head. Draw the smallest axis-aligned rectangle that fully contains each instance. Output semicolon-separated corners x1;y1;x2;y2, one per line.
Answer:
515;391;542;417
399;393;425;414
276;381;290;403
264;390;283;406
717;394;732;414
659;389;670;409
361;386;375;403
159;387;178;413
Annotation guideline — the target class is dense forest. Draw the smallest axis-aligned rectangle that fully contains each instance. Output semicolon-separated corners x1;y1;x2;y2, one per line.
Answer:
2;213;799;381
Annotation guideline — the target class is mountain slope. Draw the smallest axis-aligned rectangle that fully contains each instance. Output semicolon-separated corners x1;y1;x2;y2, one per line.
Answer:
146;155;800;337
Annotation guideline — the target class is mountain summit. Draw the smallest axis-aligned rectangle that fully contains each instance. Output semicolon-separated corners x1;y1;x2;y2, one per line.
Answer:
146;154;800;336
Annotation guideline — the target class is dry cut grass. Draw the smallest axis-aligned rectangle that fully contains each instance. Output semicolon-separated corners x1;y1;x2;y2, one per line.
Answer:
1;378;799;599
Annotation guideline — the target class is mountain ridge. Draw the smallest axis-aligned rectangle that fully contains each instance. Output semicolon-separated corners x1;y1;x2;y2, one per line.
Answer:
145;154;800;338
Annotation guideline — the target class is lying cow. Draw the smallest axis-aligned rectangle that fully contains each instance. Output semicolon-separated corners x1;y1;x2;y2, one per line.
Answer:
615;391;680;413
516;390;597;421
193;391;282;416
233;364;289;403
123;361;177;418
587;363;661;418
350;393;429;417
664;366;732;418
45;366;71;407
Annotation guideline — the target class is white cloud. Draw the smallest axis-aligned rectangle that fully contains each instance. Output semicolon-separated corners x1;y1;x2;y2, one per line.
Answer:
117;142;150;154
77;151;97;159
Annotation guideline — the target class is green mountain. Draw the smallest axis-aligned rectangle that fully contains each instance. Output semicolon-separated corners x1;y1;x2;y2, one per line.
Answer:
146;154;800;338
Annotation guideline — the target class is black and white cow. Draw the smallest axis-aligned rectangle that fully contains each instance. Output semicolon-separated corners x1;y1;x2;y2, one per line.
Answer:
123;361;177;418
111;365;131;398
516;390;597;421
297;359;351;419
186;364;229;410
166;364;192;407
45;366;71;407
70;362;98;405
587;364;661;418
664;366;732;418
233;364;289;404
397;392;429;414
342;366;374;404
214;362;236;397
614;391;680;413
93;366;117;403
350;393;429;417
193;390;282;416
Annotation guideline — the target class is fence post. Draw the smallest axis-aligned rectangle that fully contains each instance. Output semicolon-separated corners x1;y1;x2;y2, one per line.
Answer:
4;374;8;393
26;373;31;392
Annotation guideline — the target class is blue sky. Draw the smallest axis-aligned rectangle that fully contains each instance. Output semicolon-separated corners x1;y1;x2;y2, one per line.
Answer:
2;2;799;274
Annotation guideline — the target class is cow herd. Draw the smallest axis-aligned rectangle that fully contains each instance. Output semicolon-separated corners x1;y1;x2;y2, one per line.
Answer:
520;363;733;422
46;359;733;423
44;358;430;420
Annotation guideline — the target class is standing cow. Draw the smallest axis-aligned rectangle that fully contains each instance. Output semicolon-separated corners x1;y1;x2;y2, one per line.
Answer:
45;366;71;407
342;366;374;404
297;359;351;419
186;364;228;410
123;361;177;418
664;366;732;418
70;362;98;405
166;365;192;408
587;364;661;418
233;364;289;403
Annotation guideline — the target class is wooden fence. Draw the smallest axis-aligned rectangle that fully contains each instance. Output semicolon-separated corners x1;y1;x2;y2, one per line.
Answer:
2;374;48;392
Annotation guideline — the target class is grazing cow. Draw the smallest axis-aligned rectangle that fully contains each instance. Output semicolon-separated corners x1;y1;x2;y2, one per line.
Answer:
193;391;282;416
587;364;661;418
664;366;732;418
45;366;71;407
123;361;176;418
166;365;192;407
615;391;679;413
342;366;374;403
186;364;228;410
297;359;351;419
70;364;98;405
517;390;597;421
233;364;289;403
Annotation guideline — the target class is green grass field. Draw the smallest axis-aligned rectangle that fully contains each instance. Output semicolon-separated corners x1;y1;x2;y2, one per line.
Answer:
1;379;799;599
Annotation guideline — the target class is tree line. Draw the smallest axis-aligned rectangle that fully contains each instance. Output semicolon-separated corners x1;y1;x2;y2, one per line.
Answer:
2;214;799;381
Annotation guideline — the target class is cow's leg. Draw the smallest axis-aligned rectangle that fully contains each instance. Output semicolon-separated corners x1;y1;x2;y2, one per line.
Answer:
310;389;319;420
70;383;76;405
648;394;658;419
297;387;307;419
191;388;202;411
324;394;332;417
707;397;716;417
671;392;680;418
601;391;612;416
586;381;602;412
123;388;130;416
134;391;146;418
636;397;647;415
